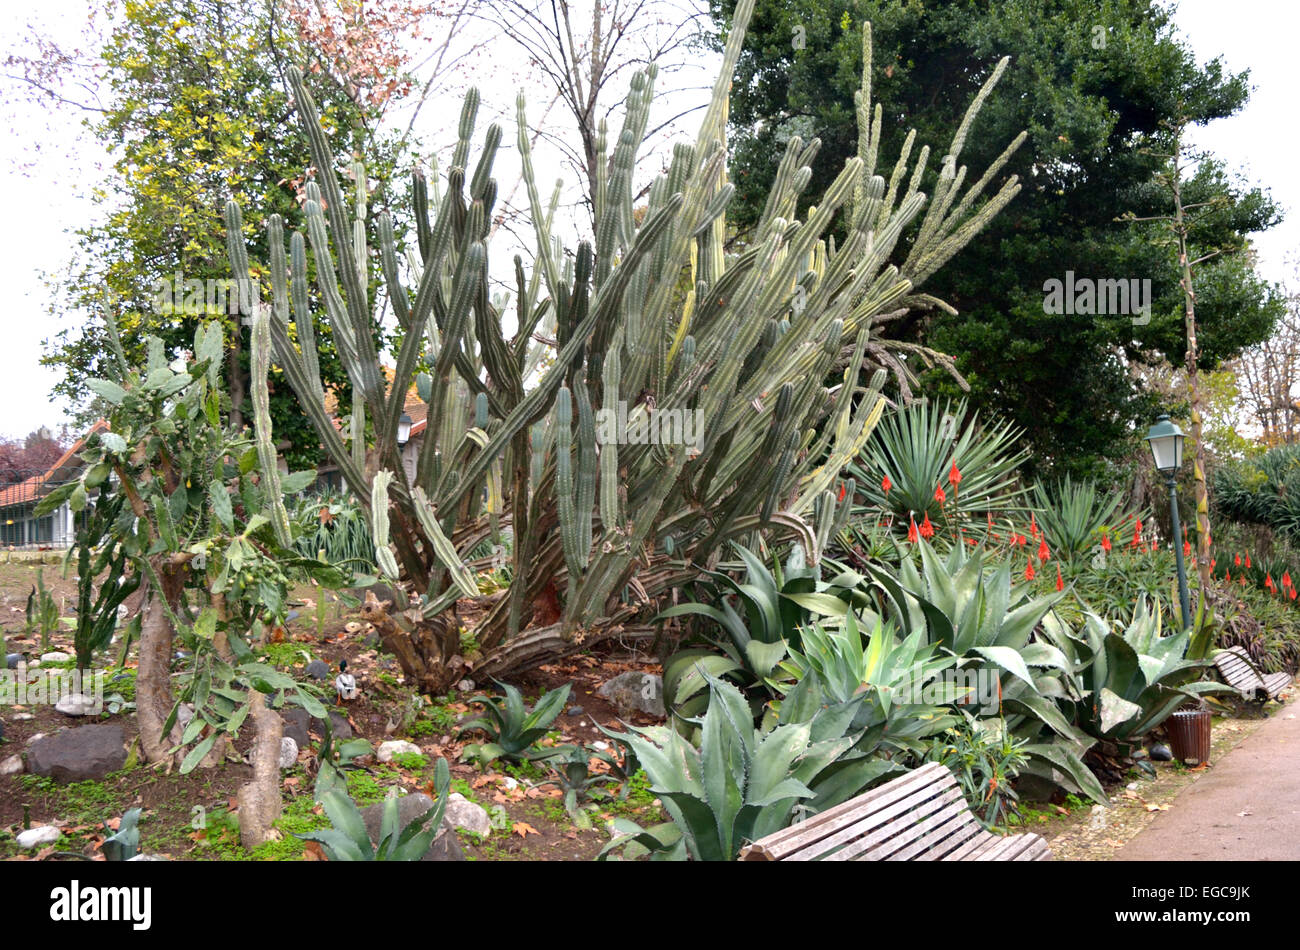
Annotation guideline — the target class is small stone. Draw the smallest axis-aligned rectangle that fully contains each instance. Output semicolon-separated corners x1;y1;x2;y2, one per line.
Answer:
1126;782;1139;791
304;659;330;681
127;854;169;861
1149;743;1174;762
55;692;100;716
444;792;492;836
566;705;584;717
591;740;610;751
377;739;422;763
11;713;33;722
501;776;518;791
279;736;299;770
16;826;60;849
456;679;475;692
5;653;22;669
39;651;70;664
0;753;23;777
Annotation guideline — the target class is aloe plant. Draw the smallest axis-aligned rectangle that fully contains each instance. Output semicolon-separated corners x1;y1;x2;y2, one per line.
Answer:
458;681;571;765
231;5;1023;694
1030;476;1129;562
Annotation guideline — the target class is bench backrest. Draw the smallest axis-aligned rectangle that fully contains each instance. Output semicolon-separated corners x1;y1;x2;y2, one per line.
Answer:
740;762;984;861
1215;646;1266;693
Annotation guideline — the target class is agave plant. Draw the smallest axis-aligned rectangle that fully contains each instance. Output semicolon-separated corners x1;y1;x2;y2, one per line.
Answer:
599;674;877;861
1030;477;1129;562
658;543;868;723
851;399;1029;531
298;757;452;860
781;612;960;756
537;744;619;826
1062;601;1230;744
458;681;571;766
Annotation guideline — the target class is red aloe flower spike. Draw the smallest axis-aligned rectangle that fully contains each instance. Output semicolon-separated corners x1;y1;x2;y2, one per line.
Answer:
1055;565;1064;592
949;460;962;488
1038;538;1050;563
1184;540;1192;558
1101;534;1111;552
1291;587;1296;601
837;482;847;502
1267;574;1275;591
1235;553;1242;567
908;516;919;543
882;474;892;494
1225;570;1231;583
1024;559;1036;581
1246;554;1252;569
1240;575;1247;587
920;512;935;539
935;484;946;504
1030;512;1039;538
1285;571;1293;588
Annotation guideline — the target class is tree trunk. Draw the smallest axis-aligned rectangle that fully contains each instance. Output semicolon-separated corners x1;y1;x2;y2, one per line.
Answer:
136;558;186;765
237;688;283;851
1171;151;1214;599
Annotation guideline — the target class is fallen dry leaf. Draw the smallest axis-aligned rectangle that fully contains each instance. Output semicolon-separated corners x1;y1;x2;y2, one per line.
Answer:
303;841;327;861
513;821;540;838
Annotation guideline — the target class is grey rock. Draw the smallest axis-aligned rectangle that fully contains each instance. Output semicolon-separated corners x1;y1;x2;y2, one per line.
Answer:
55;692;100;716
280;708;311;747
444;792;491;836
27;723;127;782
566;705;584;717
1149;743;1174;762
325;710;353;740
5;653;22;669
279;736;300;770
456;679;475;692
127;854;169;861
596;671;665;717
0;753;23;777
358;793;464;861
26;733;46;746
39;651;70;664
16;825;60;848
11;712;34;722
304;659;330;681
377;739;421;763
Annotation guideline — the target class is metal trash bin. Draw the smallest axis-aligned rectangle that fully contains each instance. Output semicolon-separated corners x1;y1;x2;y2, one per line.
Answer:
1166;709;1212;766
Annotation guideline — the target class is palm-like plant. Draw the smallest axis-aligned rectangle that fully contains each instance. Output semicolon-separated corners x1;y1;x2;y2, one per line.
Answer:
851;399;1028;531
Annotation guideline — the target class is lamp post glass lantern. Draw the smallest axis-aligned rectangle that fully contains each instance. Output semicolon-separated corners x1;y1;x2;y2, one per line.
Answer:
397;412;413;448
1146;414;1192;630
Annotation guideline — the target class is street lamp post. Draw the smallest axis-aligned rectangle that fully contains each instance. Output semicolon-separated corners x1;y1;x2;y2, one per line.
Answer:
1145;414;1192;631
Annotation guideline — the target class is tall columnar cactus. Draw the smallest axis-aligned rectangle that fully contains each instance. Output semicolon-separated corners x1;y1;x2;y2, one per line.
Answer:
231;1;1023;692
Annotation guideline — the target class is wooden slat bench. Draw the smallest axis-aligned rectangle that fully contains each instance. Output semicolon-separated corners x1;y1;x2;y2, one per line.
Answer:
738;762;1051;861
1214;646;1293;702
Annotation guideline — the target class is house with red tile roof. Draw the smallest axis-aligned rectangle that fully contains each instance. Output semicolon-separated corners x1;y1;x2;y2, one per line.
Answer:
0;421;106;548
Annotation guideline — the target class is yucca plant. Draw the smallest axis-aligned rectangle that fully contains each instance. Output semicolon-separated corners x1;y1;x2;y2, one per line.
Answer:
458;681;571;766
851;399;1029;533
599;674;874;861
292;489;376;571
231;4;1024;694
297;757;452;861
1030;477;1130;562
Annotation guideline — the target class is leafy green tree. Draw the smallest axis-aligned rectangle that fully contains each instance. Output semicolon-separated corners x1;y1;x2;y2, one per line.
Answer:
712;0;1283;477
26;0;408;467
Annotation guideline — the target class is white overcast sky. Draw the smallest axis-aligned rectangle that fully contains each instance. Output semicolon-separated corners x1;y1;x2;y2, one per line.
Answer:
0;0;1295;442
